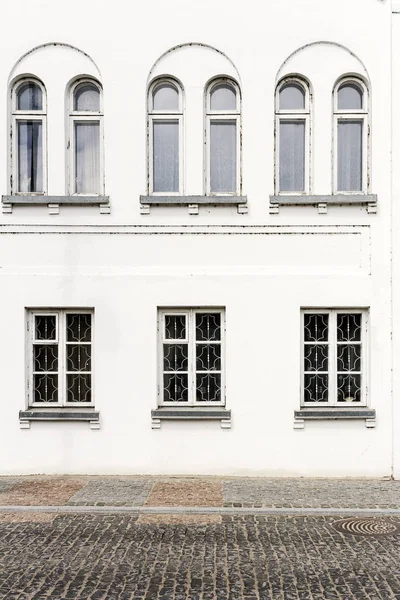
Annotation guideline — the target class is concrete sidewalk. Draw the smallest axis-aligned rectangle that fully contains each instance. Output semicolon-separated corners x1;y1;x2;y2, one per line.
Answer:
0;476;398;510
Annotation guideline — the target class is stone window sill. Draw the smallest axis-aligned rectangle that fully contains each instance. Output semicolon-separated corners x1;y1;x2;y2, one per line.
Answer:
293;408;376;429
269;194;377;214
140;195;248;215
151;407;231;429
2;195;110;215
19;409;100;430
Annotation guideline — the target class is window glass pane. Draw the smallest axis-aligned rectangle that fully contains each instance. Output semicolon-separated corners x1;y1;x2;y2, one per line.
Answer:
337;374;361;402
34;346;58;372
163;344;188;372
338;83;363;110
210;84;236;111
17;82;42;111
279;120;305;192
67;345;91;372
304;373;329;403
153;84;179;111
67;374;92;403
34;374;58;403
75;122;100;194
210;120;236;193
196;344;221;371
67;314;92;342
74;83;100;111
163;374;188;402
279;84;305;110
35;315;56;340
165;315;186;340
337;120;362;191
304;345;329;372
18;121;43;193
337;345;361;372
196;313;221;341
337;314;362;342
196;373;221;402
304;314;329;342
153;120;179;192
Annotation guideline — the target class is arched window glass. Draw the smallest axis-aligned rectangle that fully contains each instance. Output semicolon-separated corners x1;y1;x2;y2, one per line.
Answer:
205;79;241;194
148;79;182;194
334;78;368;193
69;79;103;195
12;79;46;194
275;78;310;194
74;83;100;112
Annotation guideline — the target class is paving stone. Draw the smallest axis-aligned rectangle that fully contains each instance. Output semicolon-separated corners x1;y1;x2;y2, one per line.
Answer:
0;478;84;506
0;514;397;598
0;512;54;523
67;478;154;506
222;478;400;509
145;479;223;507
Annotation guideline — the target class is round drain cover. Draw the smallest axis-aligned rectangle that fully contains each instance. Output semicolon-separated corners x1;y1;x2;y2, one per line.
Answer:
332;517;400;537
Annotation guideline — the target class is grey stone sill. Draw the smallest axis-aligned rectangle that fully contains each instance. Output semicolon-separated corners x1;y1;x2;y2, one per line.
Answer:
19;409;100;430
269;194;378;215
294;408;376;430
151;407;232;430
140;195;247;205
2;196;111;215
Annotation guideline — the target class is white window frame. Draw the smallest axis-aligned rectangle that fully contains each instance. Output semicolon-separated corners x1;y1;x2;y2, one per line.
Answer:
11;78;47;195
148;77;184;195
205;78;241;196
158;308;225;407
275;77;311;195
333;77;369;194
301;309;368;408
27;309;94;408
68;78;104;196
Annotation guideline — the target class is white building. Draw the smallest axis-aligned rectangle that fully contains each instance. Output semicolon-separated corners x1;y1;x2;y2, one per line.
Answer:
0;0;399;477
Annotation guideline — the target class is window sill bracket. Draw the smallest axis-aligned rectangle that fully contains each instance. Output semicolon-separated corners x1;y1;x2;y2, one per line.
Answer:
293;408;376;429
151;407;231;429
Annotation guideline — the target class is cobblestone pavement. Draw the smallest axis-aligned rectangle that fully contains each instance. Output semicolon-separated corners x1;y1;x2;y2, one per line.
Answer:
0;513;399;599
0;476;398;509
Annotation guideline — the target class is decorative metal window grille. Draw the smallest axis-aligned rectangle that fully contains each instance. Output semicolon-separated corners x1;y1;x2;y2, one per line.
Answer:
28;310;93;406
302;310;367;406
159;309;225;406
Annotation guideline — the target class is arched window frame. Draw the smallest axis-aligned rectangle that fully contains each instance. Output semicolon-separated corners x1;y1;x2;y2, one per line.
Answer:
11;77;47;195
275;76;311;195
205;77;241;196
147;77;184;195
333;76;369;194
68;78;104;195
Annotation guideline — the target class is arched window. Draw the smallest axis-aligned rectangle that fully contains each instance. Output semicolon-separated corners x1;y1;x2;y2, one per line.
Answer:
12;78;46;194
205;79;241;194
333;78;368;193
148;78;183;194
69;79;103;194
275;77;310;194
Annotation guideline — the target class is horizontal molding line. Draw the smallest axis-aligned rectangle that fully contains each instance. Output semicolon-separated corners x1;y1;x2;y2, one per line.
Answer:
0;505;399;516
0;226;369;235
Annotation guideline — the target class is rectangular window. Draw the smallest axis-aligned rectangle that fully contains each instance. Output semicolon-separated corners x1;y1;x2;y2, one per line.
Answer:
17;120;43;193
153;120;179;193
74;122;100;194
301;310;367;407
28;310;93;407
159;309;225;406
337;120;363;192
279;120;305;192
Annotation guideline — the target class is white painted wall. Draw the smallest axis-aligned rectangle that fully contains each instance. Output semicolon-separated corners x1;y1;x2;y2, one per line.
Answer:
0;0;395;475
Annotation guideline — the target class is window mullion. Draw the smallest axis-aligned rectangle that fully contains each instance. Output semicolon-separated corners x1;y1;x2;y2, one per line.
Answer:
330;311;337;406
190;310;195;406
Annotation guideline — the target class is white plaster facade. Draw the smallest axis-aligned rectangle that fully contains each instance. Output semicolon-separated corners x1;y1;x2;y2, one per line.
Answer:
0;0;398;476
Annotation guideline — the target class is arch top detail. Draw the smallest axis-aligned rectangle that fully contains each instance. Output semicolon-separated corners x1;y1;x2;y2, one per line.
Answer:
8;42;102;84
276;41;369;86
147;42;241;88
